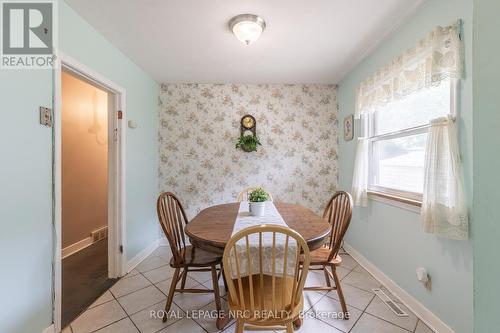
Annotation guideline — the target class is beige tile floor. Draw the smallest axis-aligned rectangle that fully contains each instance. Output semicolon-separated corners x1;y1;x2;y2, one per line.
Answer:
64;246;435;333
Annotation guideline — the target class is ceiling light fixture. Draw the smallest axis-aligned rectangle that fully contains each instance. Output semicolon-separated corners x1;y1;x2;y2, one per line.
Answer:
229;14;266;45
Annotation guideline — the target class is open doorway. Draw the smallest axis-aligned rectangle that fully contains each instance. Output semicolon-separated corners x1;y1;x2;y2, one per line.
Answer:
53;54;126;332
60;69;114;327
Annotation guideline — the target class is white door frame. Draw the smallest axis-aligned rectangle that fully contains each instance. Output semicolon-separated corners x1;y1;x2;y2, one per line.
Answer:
52;52;127;333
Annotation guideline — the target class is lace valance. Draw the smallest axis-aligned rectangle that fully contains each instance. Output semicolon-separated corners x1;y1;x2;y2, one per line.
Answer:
355;21;463;118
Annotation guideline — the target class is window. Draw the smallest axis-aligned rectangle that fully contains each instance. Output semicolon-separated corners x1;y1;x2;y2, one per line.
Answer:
351;22;463;209
363;79;457;202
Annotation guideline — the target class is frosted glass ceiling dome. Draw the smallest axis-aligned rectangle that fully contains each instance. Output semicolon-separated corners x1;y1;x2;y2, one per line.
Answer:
229;14;266;45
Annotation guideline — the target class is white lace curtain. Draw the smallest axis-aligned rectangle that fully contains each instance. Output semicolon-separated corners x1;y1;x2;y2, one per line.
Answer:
422;116;468;240
352;138;369;207
351;22;468;240
355;21;463;118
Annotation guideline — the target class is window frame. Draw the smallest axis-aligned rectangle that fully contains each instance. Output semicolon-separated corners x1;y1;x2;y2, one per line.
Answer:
362;79;459;206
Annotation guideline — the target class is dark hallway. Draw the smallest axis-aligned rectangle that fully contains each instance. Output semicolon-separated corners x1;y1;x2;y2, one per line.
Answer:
62;239;117;328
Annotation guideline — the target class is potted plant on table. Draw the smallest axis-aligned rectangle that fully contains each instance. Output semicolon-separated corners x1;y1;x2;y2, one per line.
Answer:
248;187;269;217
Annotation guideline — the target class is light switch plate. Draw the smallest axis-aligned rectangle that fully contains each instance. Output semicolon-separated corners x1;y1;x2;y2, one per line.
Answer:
39;107;52;127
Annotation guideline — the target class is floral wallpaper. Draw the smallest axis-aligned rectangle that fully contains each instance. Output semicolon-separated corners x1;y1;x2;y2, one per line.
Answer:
158;83;339;218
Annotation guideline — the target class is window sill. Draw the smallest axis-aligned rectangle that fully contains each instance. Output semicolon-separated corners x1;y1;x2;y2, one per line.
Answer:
367;191;421;213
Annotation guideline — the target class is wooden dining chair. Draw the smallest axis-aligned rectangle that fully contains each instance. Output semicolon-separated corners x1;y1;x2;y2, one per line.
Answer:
302;191;353;318
237;187;274;202
222;225;310;333
157;192;225;328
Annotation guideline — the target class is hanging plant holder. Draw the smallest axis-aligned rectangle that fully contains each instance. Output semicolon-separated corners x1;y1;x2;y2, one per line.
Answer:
235;134;261;152
235;114;261;152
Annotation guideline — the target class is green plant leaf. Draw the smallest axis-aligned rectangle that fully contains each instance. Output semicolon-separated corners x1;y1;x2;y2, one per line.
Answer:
235;134;261;152
248;187;269;202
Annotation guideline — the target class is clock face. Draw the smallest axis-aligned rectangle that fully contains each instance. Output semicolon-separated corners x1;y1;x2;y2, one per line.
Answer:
242;116;255;129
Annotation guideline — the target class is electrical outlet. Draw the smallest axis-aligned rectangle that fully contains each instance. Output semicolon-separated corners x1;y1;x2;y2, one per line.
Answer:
39;107;52;127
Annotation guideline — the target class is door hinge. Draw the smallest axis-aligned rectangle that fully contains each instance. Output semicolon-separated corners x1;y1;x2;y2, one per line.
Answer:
118;110;123;119
119;245;123;254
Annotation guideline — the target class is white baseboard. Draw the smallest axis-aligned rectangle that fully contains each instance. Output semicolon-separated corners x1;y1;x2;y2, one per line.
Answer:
61;236;93;259
158;237;168;246
343;243;454;333
126;239;160;273
42;324;54;333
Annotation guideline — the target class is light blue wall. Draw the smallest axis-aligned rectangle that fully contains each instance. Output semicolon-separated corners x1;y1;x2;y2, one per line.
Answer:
59;1;159;260
472;0;500;332
0;1;159;332
0;71;54;333
338;0;473;332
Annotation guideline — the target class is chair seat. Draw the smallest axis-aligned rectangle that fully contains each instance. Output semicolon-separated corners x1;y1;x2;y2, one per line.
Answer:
227;275;303;325
302;245;342;266
170;245;222;268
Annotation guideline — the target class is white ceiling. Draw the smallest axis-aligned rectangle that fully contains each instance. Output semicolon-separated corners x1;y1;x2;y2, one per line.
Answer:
65;0;425;84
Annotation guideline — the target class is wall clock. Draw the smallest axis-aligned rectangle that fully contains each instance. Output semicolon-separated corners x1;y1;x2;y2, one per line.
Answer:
240;114;256;136
236;114;260;152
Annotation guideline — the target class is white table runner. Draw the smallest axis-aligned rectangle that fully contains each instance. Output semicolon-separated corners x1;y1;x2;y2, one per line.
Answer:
229;201;297;278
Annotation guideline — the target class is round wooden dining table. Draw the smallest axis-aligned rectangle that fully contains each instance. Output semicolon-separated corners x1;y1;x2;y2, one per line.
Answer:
185;202;331;253
185;202;330;330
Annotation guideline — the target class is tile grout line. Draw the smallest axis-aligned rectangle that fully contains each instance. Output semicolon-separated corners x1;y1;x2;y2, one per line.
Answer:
129;299;186;333
413;319;419;333
69;252;426;333
341;267;385;293
118;288;168;317
87;297;116;310
412;319;422;333
185;270;214;285
311;258;389;333
67;253;174;333
136;268;206;333
349;287;415;333
343;254;426;332
346;293;376;333
356;312;415;333
368;314;415;333
321;267;377;314
79;270;170;332
150;301;185;333
367;289;416;332
110;288;143;333
111;264;176;300
110;282;154;300
139;268;212;312
136;263;170;275
140;270;172;297
344;262;389;333
142;267;232;333
191;314;212;333
138;268;188;318
68;296;125;333
340;264;366;333
82;309;127;333
133;251;193;333
304;263;357;333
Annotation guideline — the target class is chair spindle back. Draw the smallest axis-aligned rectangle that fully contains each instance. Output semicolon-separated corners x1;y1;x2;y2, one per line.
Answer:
222;225;310;320
323;191;353;262
157;192;189;265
